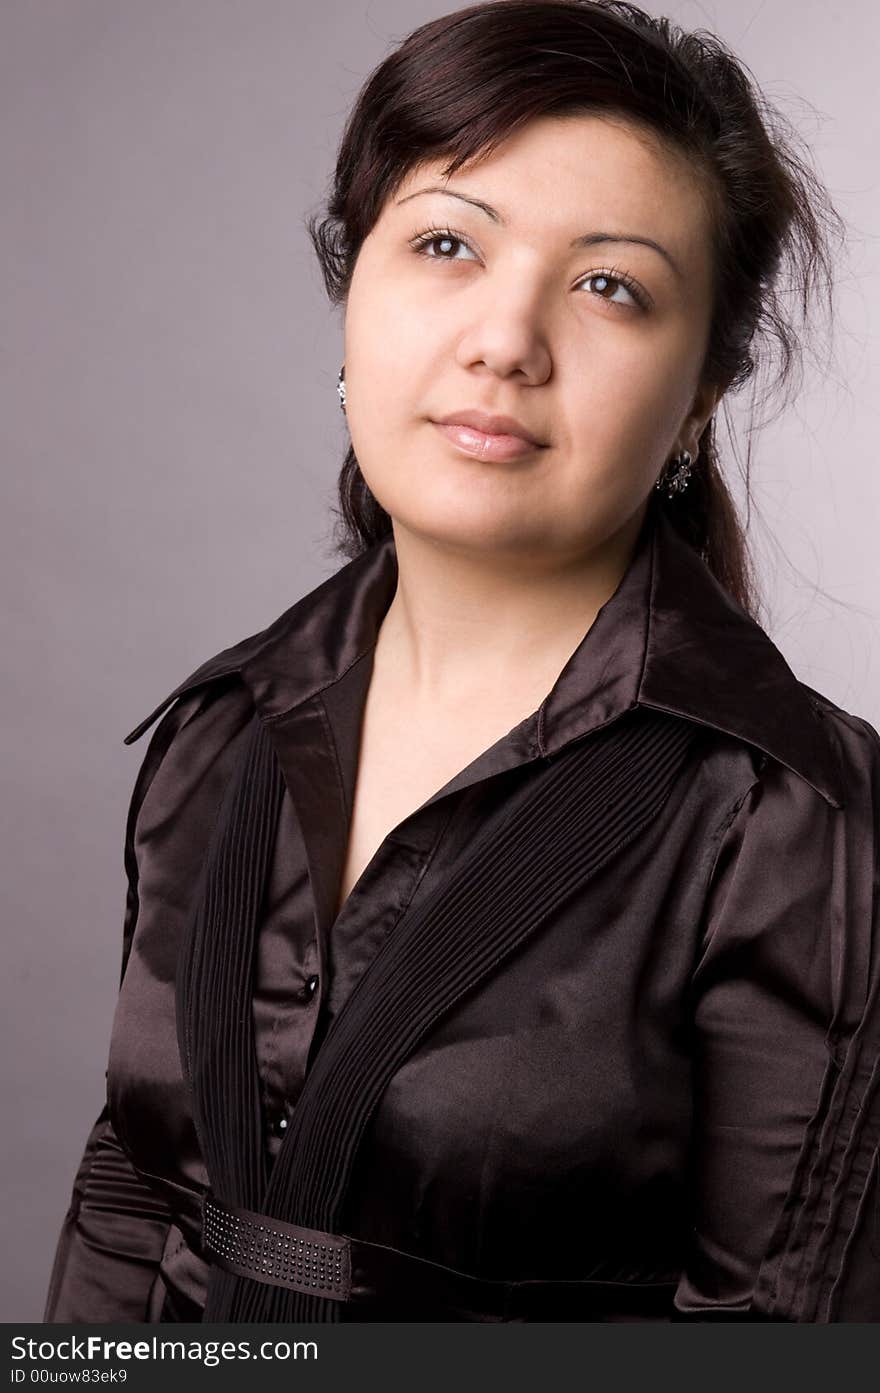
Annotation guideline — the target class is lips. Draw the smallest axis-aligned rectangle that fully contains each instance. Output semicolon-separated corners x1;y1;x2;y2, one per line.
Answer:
434;409;545;446
431;409;547;463
432;421;542;462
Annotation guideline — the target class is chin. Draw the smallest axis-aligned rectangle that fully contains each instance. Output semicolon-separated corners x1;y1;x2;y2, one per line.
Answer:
390;497;564;556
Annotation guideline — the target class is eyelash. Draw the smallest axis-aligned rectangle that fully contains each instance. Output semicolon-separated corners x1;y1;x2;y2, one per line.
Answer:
407;224;651;311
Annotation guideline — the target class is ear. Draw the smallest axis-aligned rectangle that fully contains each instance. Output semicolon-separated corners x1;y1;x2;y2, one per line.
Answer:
676;381;724;456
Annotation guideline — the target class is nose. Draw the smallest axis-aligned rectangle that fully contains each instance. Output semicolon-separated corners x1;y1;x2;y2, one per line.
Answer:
454;284;553;386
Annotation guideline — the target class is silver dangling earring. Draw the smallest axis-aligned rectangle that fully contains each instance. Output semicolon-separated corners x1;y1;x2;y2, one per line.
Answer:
337;363;346;414
654;449;694;499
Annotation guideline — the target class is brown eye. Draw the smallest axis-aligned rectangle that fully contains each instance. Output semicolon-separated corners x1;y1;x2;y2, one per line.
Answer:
409;226;479;262
579;270;648;310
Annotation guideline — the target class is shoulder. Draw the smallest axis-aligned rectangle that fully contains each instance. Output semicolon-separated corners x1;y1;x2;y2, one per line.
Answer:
693;675;880;875
121;621;279;749
123;674;256;858
712;678;880;874
697;681;880;1035
798;680;880;791
118;612;286;872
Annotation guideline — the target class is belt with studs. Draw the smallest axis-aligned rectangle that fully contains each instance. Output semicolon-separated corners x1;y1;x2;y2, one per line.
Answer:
201;1192;682;1319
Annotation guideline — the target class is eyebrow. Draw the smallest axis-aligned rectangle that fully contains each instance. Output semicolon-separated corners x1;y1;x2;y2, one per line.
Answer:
395;185;683;279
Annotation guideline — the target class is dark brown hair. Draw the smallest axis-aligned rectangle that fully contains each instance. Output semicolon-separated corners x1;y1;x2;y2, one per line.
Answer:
306;0;844;620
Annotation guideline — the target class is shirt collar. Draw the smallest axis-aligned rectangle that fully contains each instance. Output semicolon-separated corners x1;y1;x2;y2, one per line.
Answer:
125;496;843;810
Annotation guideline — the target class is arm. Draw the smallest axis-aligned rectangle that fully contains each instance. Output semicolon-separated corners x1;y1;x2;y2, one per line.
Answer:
43;699;197;1323
44;1106;174;1322
673;712;880;1321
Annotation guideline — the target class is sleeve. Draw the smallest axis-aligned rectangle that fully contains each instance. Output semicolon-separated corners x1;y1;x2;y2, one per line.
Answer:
43;1107;174;1323
43;700;195;1324
672;712;880;1322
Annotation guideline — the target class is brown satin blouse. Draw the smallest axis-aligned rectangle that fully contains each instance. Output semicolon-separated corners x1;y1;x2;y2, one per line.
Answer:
44;498;880;1322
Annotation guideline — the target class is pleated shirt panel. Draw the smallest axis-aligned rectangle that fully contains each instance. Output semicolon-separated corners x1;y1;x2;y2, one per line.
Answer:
251;647;462;1161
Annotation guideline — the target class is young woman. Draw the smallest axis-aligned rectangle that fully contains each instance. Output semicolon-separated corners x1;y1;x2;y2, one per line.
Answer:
45;1;880;1323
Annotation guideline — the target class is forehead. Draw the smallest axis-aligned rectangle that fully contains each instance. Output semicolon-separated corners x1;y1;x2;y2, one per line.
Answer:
391;112;715;262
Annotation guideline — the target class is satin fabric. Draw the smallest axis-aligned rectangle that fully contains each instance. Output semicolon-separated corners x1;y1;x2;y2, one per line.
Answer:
44;496;880;1322
184;704;702;1323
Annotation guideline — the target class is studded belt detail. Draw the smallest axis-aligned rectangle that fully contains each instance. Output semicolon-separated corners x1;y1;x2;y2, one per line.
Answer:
202;1194;352;1301
201;1191;682;1319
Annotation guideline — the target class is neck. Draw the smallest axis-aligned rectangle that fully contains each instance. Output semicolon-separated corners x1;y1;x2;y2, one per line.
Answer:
374;502;650;711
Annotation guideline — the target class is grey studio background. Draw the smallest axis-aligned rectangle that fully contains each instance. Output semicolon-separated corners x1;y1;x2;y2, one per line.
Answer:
2;0;878;1324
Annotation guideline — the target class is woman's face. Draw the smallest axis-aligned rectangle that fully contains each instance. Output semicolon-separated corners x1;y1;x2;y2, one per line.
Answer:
342;112;721;562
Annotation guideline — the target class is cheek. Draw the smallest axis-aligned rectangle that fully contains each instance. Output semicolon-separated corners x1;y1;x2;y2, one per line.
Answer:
573;344;693;453
345;316;426;446
565;388;662;467
346;256;425;365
